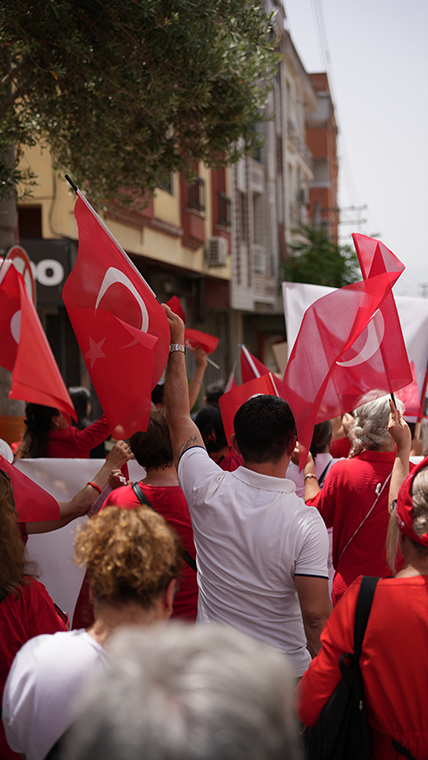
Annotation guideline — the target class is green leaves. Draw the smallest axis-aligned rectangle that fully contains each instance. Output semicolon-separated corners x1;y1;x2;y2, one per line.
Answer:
0;0;278;205
280;225;361;289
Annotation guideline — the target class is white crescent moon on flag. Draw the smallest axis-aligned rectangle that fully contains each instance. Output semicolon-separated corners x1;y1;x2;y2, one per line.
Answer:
10;311;21;343
336;310;385;368
95;267;149;333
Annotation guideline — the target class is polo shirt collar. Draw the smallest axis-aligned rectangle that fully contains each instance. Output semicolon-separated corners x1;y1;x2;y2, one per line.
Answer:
231;466;296;493
357;450;396;463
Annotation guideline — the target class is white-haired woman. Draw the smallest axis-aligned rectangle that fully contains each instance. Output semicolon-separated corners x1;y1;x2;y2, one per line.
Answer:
297;406;428;759
304;393;407;605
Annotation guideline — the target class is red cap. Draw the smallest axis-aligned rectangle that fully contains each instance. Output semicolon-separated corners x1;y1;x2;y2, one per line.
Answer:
396;455;428;548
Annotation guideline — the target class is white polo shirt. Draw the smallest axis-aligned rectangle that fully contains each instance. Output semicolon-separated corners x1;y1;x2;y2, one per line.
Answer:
178;447;329;676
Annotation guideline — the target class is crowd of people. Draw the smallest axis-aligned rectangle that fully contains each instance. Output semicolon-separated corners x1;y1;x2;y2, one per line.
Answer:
0;302;427;759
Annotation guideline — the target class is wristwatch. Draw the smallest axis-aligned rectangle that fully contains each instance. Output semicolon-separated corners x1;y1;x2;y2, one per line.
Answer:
170;343;187;354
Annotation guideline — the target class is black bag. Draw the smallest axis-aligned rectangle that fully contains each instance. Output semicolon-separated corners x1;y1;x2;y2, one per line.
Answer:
304;575;379;760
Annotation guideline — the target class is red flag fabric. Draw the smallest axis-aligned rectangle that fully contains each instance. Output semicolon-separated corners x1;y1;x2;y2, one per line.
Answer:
63;193;170;439
397;362;422;418
166;295;186;324
219;374;279;445
283;235;412;468
0;262;75;419
0;455;60;523
184;328;219;355
240;345;284;396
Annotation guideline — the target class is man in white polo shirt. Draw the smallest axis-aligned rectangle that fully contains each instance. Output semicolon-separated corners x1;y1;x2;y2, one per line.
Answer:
163;305;331;677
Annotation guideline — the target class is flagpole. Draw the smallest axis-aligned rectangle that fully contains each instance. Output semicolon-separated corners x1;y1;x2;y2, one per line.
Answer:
240;344;261;377
65;175;158;301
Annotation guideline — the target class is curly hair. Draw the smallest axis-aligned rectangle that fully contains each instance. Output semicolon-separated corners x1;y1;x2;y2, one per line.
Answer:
130;410;173;471
0;470;37;595
74;507;182;608
350;392;404;457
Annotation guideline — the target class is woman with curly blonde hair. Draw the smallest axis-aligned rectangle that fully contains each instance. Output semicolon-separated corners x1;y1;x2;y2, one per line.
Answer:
3;507;182;760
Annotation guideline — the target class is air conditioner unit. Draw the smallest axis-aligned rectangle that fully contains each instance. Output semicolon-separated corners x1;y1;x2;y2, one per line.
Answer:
208;236;228;267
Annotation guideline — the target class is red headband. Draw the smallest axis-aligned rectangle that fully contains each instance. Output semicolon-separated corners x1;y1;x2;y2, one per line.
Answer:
396;455;428;548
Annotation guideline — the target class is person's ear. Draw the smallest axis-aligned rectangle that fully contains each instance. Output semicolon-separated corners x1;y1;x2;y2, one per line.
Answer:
163;579;177;617
286;435;297;457
230;433;241;455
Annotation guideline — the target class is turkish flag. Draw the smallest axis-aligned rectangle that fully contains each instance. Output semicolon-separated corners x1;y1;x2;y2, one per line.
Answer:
184;328;219;354
240;345;284;396
166;295;186;323
283;236;412;468
0;455;60;523
0;262;75;419
63;192;170;439
219;374;279;445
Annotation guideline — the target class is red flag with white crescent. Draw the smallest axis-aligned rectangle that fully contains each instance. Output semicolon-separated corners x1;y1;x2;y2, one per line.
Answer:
0;261;75;419
283;235;412;468
62;192;170;439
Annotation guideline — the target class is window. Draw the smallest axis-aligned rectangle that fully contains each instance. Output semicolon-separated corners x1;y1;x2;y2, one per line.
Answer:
218;191;231;227
188;177;205;212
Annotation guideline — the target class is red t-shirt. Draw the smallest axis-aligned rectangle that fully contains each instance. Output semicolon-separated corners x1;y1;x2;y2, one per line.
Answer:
47;416;110;458
296;575;428;759
0;578;67;759
217;450;243;472
72;483;198;627
330;436;351;459
307;451;405;604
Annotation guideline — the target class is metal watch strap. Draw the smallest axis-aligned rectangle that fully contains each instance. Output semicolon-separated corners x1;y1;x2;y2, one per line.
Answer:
170;343;186;354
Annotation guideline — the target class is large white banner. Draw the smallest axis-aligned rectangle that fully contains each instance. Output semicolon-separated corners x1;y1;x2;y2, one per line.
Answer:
15;458;145;620
283;282;428;419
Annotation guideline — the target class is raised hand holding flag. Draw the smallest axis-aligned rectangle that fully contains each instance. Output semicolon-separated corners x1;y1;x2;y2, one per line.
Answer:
62;186;170;439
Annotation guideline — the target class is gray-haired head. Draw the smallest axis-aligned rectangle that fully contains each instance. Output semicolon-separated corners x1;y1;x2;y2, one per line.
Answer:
63;623;300;760
350;391;404;456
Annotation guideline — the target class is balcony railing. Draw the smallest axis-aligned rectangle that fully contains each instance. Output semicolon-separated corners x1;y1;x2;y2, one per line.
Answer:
287;118;313;170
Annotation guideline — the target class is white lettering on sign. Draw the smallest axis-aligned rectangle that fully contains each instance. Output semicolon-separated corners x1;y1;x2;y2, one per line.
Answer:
34;259;65;287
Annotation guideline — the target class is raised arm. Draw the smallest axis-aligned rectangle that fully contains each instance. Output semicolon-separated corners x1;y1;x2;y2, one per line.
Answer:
162;304;205;465
25;440;132;533
387;398;411;514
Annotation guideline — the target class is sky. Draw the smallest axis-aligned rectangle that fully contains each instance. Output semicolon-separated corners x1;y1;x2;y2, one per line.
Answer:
282;0;428;296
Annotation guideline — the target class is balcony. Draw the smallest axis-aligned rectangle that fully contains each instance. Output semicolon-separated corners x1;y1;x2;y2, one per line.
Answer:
287;118;313;171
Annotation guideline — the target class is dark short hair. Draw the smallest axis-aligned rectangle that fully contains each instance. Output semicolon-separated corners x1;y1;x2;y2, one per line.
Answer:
309;421;332;458
195;407;227;453
205;384;224;406
233;396;296;464
130;410;173;471
151;383;165;406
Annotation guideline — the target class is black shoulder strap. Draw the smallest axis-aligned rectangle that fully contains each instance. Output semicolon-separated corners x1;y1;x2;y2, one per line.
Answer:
0;586;9;605
131;483;197;573
318;461;332;487
353;576;379;661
